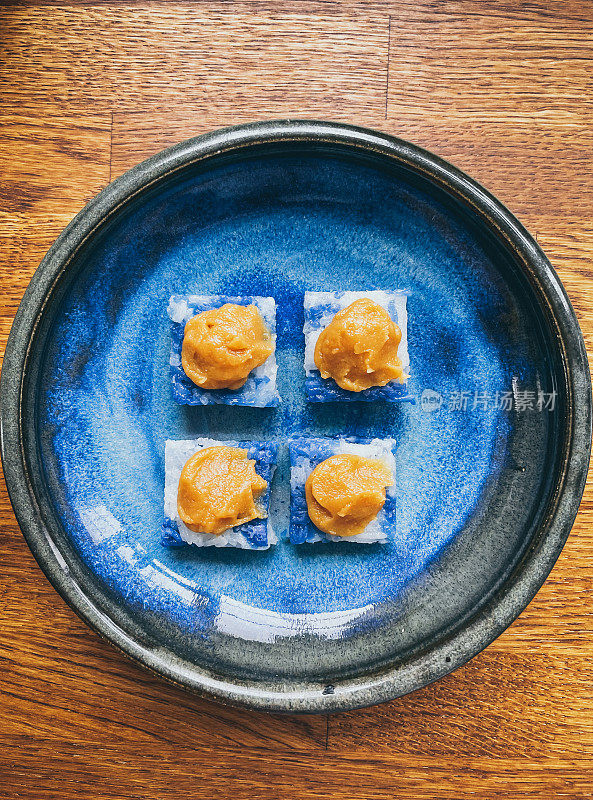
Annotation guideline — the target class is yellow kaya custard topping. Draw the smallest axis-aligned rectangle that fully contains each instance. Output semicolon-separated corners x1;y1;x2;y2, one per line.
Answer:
314;298;403;392
305;454;394;537
177;446;267;535
182;303;274;390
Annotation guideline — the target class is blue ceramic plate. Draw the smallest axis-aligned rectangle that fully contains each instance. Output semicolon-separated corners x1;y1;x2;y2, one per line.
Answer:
1;121;590;711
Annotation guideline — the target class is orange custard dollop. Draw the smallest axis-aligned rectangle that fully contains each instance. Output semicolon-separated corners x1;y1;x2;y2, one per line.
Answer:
177;446;267;535
181;303;274;390
314;298;403;392
305;454;393;537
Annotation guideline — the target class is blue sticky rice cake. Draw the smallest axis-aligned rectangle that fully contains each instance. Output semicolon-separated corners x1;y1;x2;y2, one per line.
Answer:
168;295;280;407
162;438;278;550
289;437;397;544
303;290;412;402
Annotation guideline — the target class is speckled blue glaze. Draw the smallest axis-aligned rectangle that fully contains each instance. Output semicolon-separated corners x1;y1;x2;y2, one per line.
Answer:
169;294;279;407
289;437;397;544
39;152;521;641
162;440;277;548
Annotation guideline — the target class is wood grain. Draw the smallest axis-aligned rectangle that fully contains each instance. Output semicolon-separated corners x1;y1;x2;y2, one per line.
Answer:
0;7;388;113
0;108;111;366
1;2;592;798
330;651;593;758
386;8;593;124
4;741;593;800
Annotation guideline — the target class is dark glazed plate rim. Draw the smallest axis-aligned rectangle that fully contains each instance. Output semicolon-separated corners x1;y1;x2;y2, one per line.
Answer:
1;119;590;712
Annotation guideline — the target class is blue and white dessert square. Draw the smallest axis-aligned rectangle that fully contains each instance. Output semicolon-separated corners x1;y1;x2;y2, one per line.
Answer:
168;295;280;407
289;437;396;544
162;438;278;550
303;290;411;402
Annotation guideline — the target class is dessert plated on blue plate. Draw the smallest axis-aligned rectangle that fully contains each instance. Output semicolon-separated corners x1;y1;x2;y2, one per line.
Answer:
1;121;589;712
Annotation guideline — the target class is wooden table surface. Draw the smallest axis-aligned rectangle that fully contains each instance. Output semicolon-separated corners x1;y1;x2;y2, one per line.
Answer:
1;2;592;798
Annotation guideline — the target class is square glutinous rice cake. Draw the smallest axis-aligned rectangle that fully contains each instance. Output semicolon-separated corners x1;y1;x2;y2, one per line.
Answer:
303;290;410;402
162;438;278;549
168;295;279;407
289;437;396;544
